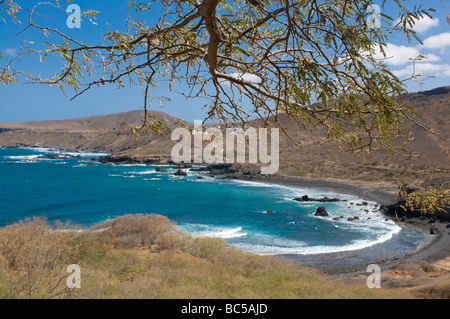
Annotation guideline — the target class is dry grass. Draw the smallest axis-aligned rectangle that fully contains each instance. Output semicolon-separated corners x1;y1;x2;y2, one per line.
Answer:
0;214;409;299
0;218;78;298
93;214;178;249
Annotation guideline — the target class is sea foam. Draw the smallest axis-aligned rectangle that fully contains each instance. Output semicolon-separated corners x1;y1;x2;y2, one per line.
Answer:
181;224;248;239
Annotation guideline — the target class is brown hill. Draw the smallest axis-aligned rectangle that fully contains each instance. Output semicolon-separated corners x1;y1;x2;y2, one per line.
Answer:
0;87;448;188
264;87;449;190
276;87;450;176
0;110;180;130
0;110;183;153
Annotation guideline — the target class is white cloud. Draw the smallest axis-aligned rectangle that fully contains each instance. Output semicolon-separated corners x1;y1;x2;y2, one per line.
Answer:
371;42;441;70
220;72;262;86
372;43;421;66
372;41;447;79
423;32;450;49
422;53;441;62
366;27;450;81
410;16;439;34
228;73;262;83
393;62;450;78
2;48;17;57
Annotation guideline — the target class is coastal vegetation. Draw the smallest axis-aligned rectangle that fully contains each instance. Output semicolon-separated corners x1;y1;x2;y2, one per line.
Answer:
400;183;450;216
0;1;448;300
0;0;436;154
1;1;448;215
0;214;406;299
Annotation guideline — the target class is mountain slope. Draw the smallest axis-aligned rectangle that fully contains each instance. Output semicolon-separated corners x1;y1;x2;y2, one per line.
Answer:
0;110;182;153
0;110;180;131
0;87;448;186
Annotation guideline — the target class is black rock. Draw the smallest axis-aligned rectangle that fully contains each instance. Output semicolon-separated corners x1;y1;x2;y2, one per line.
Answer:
315;206;328;217
399;183;420;195
430;225;438;235
155;166;168;173
293;196;346;202
174;168;187;176
356;202;368;206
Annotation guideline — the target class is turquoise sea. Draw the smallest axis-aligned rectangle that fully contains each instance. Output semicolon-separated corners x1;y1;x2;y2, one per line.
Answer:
0;146;431;257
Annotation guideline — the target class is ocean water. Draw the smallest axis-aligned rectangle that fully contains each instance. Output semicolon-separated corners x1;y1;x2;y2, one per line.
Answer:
0;147;431;256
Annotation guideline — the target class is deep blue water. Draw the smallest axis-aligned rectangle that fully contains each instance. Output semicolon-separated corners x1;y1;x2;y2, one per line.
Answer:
0;147;430;256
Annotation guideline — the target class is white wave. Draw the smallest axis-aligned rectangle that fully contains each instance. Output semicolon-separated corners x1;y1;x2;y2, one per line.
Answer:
20;147;109;157
192;177;214;182
182;225;247;239
126;170;158;175
169;175;187;180
4;155;39;160
21;147;53;153
200;227;247;239
230;179;362;203
234;227;401;256
65;151;110;157
315;206;401;238
230;179;293;190
112;163;148;167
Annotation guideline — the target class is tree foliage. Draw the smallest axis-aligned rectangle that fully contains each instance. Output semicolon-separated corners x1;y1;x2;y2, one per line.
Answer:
0;0;438;154
400;183;450;216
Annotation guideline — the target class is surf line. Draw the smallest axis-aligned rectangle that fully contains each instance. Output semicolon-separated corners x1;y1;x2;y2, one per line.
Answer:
171;120;279;175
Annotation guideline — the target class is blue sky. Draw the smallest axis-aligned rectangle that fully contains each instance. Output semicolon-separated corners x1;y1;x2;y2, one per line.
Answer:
0;0;449;123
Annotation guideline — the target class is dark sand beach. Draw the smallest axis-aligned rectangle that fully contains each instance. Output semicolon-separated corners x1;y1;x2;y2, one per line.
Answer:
237;174;450;270
219;173;450;297
91;158;450;276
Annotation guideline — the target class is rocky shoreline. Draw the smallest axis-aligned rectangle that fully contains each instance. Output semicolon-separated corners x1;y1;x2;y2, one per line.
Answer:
90;157;450;274
93;154;173;165
3;146;449;296
12;147;449;281
144;162;450;277
202;165;450;285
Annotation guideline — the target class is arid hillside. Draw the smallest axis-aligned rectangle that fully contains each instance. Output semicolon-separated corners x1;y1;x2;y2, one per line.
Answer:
0;110;182;153
0;87;449;187
0;110;180;130
274;86;450;187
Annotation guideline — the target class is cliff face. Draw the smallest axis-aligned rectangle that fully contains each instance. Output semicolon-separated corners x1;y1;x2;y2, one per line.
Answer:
0;87;449;185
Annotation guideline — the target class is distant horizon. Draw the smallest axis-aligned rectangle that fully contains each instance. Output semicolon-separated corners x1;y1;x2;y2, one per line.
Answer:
1;84;448;124
2;0;450;124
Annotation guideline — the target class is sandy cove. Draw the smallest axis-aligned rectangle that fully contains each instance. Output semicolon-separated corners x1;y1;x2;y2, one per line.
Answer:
93;158;450;291
15;148;450;298
216;172;450;298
